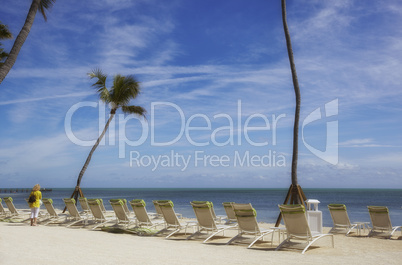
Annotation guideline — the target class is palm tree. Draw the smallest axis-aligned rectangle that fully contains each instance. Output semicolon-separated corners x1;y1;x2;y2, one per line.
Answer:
67;69;147;205
0;22;13;66
0;0;56;84
275;0;306;226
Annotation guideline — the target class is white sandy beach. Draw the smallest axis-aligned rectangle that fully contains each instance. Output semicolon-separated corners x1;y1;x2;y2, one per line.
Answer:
1;210;401;265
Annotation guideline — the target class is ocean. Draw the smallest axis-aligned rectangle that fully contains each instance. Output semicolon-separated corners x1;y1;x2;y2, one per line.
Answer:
2;188;402;227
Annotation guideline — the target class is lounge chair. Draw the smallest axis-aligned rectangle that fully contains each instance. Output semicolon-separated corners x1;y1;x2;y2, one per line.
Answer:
0;198;7;217
276;204;334;254
226;203;273;248
109;199;136;228
367;206;402;239
153;200;182;219
188;201;237;243
110;199;131;217
327;204;359;235
63;198;89;228
87;198;109;213
41;198;67;225
154;200;196;239
3;197;19;217
203;201;226;224
152;200;163;218
129;199;164;228
222;202;237;224
88;199;115;230
78;197;92;216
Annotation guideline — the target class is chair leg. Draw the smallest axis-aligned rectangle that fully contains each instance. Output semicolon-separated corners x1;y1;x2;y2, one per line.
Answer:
66;219;85;228
187;230;202;240
275;238;290;251
226;233;243;245
166;228;181;239
247;235;264;249
390;226;402;238
153;228;168;236
203;230;223;243
42;217;60;226
301;234;334;254
346;224;358;236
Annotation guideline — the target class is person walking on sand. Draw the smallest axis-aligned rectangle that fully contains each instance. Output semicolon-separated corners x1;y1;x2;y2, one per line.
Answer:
28;184;42;226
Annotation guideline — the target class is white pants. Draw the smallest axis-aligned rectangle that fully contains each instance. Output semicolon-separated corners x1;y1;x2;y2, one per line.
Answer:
30;207;40;218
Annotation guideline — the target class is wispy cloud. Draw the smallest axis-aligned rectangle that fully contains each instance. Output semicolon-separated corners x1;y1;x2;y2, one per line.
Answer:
339;138;397;148
0;92;94;106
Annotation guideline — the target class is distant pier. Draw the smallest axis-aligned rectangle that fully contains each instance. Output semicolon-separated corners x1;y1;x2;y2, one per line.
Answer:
0;188;53;193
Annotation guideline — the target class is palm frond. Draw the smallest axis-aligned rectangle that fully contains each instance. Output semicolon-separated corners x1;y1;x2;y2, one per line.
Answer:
121;105;147;118
88;68;110;103
0;23;13;39
39;0;56;21
110;75;141;106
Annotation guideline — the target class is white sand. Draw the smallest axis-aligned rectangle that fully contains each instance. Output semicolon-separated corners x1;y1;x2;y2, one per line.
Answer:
1;212;401;265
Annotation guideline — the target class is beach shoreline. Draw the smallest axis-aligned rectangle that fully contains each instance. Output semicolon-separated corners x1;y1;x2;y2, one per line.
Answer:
1;210;401;265
3;188;402;227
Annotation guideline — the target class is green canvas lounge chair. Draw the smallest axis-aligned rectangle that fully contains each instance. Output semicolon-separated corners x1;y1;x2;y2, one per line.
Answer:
226;203;273;248
109;199;136;228
188;201;237;243
63;198;89;228
87;198;110;213
327;204;359;235
152;200;163;218
110;199;131;217
3;197;19;217
41;198;67;225
130;199;164;228
276;204;334;254
154;200;196;239
367;206;401;239
153;200;182;219
88;199;115;230
78;197;92;217
222;202;237;224
0;198;7;217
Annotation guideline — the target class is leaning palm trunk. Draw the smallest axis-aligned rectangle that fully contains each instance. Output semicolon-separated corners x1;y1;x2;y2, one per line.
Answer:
282;0;301;189
275;0;306;226
65;109;116;209
0;0;41;84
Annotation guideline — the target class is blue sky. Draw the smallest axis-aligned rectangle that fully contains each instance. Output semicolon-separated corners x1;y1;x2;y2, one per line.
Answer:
0;0;401;189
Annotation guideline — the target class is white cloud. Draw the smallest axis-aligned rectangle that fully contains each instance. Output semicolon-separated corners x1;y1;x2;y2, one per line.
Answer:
0;134;77;174
339;138;374;146
0;92;94;106
339;138;398;148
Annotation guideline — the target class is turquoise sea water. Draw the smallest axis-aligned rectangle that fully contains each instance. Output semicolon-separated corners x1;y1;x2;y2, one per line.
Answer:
2;188;402;227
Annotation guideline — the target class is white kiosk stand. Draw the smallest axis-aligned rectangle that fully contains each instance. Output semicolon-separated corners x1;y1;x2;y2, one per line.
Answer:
305;199;322;234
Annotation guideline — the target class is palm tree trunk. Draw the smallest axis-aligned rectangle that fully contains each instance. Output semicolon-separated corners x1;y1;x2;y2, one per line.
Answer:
76;110;116;188
275;1;306;226
69;109;116;204
0;0;41;84
282;0;301;188
62;109;116;213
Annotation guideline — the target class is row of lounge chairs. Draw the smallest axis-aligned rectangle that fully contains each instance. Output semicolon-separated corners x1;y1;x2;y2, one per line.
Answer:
1;197;400;254
327;204;401;239
1;197;323;253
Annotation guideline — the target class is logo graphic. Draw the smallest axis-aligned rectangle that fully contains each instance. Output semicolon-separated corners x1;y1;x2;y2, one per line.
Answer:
64;100;288;170
302;99;338;165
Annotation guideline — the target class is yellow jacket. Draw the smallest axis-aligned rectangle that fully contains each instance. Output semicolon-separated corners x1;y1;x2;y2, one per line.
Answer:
29;191;42;208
